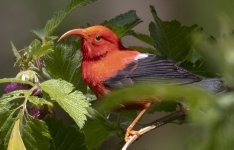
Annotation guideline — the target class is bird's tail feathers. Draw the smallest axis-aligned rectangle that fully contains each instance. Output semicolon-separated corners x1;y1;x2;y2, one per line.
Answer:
193;78;225;93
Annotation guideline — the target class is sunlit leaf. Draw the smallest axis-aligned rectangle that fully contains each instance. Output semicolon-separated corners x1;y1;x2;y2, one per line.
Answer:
7;117;26;150
0;78;34;86
40;79;90;128
31;41;54;58
0;90;48;149
28;96;53;107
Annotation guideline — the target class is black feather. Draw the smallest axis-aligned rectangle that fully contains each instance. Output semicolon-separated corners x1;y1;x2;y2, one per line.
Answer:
103;54;202;89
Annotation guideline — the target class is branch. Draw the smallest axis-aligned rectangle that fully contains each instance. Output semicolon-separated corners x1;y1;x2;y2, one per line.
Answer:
122;110;186;150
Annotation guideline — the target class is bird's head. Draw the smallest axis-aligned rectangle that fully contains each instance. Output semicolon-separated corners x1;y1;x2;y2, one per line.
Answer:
58;25;125;60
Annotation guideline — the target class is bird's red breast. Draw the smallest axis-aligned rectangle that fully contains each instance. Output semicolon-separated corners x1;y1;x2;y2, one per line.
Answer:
82;50;140;97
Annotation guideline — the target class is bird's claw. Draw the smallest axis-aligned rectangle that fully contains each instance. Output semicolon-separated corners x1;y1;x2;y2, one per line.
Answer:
125;129;141;142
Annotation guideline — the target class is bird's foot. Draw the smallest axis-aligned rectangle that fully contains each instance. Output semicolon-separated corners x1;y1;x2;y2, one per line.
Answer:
124;129;141;142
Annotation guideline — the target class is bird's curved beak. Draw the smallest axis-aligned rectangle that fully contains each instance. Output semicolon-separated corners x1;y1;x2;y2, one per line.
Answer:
58;29;86;42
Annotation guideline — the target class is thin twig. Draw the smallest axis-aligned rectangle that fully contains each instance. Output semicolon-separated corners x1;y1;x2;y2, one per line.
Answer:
122;111;186;150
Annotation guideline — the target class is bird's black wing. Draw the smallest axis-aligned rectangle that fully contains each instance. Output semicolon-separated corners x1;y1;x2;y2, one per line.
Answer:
102;54;202;89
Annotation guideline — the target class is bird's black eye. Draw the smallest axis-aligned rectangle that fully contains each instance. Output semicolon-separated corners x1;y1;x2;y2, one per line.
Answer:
95;36;102;41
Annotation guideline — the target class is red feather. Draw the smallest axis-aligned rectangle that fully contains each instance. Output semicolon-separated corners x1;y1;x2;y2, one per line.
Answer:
82;50;139;97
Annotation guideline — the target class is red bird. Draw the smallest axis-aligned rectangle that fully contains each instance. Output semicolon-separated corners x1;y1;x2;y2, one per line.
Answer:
59;25;223;141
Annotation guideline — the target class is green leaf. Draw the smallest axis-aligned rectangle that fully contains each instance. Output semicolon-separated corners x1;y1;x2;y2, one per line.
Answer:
7;117;26;150
44;10;67;37
194;31;234;87
40;79;90;128
1;112;16;149
0;111;14;150
148;101;177;113
45;117;87;150
104;10;142;37
22;115;51;150
27;39;53;59
83;109;120;149
65;0;97;12
44;39;85;91
180;60;215;77
28;96;53;107
10;42;21;62
0;78;34;86
28;39;42;53
30;41;54;58
44;0;97;36
128;30;154;46
83;119;116;149
97;83;216;112
0;91;51;150
149;5;199;61
31;29;46;42
0;91;24;149
188;94;234;150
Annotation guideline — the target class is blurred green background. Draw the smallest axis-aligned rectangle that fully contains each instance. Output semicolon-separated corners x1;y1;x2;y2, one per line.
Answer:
0;0;234;149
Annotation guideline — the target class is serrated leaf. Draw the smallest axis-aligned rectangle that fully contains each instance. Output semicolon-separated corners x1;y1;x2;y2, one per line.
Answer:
0;111;15;149
44;11;67;37
28;96;53;107
7;117;26;150
31;29;46;42
10;42;21;62
27;39;53;59
28;39;41;52
65;0;97;12
45;117;87;150
0;91;25;148
40;79;90;128
1;90;51;150
0;78;34;86
149;5;199;62
0;90;25;115
44;39;85;91
104;10;142;37
22;116;51;150
31;41;54;58
128;30;154;46
44;0;97;36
